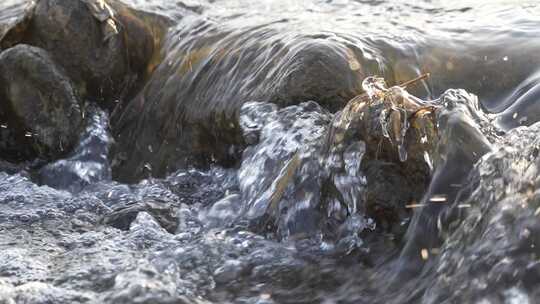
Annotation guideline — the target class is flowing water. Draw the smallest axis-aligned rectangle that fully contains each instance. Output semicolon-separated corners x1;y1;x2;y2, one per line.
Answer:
1;0;540;303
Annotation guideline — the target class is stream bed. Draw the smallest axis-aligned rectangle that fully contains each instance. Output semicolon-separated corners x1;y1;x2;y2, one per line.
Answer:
1;0;540;303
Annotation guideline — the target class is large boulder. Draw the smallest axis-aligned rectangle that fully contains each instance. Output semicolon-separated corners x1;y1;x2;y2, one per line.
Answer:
21;0;167;107
0;44;84;161
112;20;367;181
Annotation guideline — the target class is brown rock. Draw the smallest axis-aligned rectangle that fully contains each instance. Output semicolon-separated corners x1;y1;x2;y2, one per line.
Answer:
0;44;84;160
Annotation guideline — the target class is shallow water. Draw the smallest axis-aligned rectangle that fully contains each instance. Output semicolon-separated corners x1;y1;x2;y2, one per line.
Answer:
2;0;540;303
113;0;540;179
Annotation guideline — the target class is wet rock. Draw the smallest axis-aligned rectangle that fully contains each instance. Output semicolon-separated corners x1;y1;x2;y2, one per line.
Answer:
0;0;35;50
272;41;365;113
23;0;166;106
0;160;25;175
418;122;540;303
362;160;421;233
112;21;366;181
100;200;179;233
0;44;83;161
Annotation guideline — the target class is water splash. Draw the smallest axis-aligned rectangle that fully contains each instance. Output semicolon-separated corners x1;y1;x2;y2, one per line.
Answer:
38;105;113;193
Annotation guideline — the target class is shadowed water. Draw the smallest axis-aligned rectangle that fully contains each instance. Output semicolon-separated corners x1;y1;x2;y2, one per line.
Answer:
1;0;540;303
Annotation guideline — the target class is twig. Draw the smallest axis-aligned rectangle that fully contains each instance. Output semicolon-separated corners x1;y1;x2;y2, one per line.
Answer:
398;73;430;88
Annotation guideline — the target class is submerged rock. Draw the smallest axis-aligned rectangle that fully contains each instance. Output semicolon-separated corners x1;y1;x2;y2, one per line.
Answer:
112;23;366;181
0;44;83;161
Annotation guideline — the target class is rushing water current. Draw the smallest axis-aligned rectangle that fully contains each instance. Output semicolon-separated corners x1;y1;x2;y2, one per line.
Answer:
2;0;540;303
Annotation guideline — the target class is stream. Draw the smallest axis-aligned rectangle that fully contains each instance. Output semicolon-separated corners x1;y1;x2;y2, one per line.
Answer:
1;0;540;303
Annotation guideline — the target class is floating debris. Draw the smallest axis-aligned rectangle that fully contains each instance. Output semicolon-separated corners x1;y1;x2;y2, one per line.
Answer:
325;73;438;165
398;73;430;88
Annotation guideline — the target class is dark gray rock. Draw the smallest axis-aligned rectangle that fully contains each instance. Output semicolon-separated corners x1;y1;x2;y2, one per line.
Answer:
0;44;83;161
23;0;165;106
100;200;179;233
25;0;127;104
